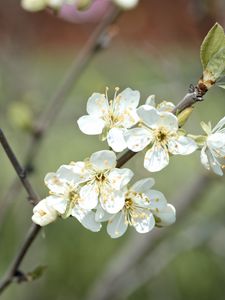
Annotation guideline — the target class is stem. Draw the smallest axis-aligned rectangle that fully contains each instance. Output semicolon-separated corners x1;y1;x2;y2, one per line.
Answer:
0;129;40;205
0;224;41;293
0;5;120;224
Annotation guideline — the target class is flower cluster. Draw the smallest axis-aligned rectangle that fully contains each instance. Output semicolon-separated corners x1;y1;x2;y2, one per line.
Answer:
32;150;175;237
21;0;139;12
32;87;225;238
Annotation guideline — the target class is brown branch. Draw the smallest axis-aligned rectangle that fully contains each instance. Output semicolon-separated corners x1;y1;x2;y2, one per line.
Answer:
0;129;40;205
0;5;121;225
0;7;122;295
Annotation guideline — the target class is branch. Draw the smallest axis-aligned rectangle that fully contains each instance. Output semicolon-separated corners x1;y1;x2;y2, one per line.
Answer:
0;129;40;205
117;83;207;168
0;5;121;225
85;173;214;300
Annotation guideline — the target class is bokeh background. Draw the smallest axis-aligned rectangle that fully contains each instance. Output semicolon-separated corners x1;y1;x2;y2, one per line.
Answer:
1;0;225;299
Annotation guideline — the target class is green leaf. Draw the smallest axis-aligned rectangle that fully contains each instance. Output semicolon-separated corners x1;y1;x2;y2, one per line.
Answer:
204;47;225;81
27;265;47;282
200;23;225;69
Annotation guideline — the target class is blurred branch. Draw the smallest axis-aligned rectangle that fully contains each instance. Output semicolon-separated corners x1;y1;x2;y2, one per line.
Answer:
0;7;122;294
85;173;215;300
0;6;121;226
0;129;41;294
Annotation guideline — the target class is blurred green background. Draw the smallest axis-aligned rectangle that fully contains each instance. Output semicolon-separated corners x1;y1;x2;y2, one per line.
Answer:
1;1;225;299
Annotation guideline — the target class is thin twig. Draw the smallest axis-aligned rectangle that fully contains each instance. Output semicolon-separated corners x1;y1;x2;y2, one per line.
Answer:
0;5;120;224
0;7;122;294
0;129;40;205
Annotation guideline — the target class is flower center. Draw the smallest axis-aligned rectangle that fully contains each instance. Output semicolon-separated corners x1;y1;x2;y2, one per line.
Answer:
95;172;106;182
125;198;133;209
155;127;169;143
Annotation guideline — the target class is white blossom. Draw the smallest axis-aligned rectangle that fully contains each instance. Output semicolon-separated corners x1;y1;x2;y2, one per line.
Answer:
107;178;176;238
21;0;76;11
125;105;197;172
112;0;139;9
77;88;140;152
200;117;225;176
32;197;58;226
71;150;134;214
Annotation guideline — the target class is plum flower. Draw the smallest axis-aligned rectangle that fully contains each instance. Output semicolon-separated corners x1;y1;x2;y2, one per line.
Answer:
33;164;101;231
32;197;58;226
77;88;140;152
200;117;225;176
107;178;176;238
72;150;134;213
125;105;197;172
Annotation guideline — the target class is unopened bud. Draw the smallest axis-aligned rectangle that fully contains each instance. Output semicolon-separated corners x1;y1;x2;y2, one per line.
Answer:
177;107;193;127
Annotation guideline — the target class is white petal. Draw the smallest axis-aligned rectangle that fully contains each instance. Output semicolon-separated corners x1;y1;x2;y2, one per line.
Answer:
44;172;66;194
107;128;127;152
95;205;113;222
79;183;99;209
108;168;133;190
144;190;167;211
120;108;139;128
100;190;125;214
157;101;175;112
90;150;117;171
56;165;81;184
145;95;156;107
124;127;153;152
206;148;223;176
131;178;155;193
86;93;109;117
32;197;58;226
155;204;176;226
200;146;210;170
156;112;178;131
107;212;128;238
207;133;225;149
212;116;225;132
77;115;105;135
117;87;140;109
112;0;139;9
48;195;68;214
168;136;197;155
144;144;169;172
69;161;91;183
72;206;101;232
133;210;155;233
137;105;159;128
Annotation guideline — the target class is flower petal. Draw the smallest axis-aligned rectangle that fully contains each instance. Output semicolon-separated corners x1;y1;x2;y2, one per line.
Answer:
48;195;68;215
79;183;99;209
32;197;58;226
86;93;109;117
107;211;128;238
117;87;140;110
144;189;167;211
107;128;127;152
207;133;225;149
137;105;159;128
124;127;153;152
206;147;223;176
144;144;169;172
155;204;176;226
132;210;155;233
145;94;156;107
77;115;105;135
100;190;125;214
168;136;197;155
95;205;113;222
156;111;178;131
212;116;225;132
72;206;101;232
108;168;133;190
157;101;175;112
131;178;155;193
90;150;117;171
44;172;66;194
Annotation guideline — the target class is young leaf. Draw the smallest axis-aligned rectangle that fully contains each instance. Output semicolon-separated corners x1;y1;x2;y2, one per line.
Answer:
27;265;47;282
200;23;225;69
204;47;225;81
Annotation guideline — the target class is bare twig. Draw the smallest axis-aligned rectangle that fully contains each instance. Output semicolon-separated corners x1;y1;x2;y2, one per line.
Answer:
0;129;40;205
0;5;120;225
0;7;122;294
0;224;41;293
85;173;214;300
